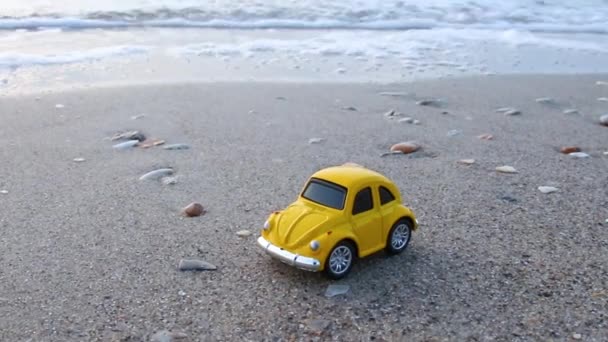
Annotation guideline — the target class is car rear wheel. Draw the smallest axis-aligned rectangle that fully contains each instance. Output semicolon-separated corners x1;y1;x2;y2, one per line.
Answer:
324;241;355;280
386;219;412;255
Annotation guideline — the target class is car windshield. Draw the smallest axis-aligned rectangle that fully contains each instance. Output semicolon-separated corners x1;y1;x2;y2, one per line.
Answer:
301;178;347;210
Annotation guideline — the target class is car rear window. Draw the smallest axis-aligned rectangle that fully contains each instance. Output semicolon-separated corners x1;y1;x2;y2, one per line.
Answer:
301;178;347;210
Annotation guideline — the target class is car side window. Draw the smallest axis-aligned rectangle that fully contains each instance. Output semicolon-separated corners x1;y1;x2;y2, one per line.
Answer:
379;186;396;205
352;187;373;215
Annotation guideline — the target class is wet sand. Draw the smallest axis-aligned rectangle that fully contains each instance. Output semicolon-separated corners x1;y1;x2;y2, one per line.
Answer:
0;74;607;341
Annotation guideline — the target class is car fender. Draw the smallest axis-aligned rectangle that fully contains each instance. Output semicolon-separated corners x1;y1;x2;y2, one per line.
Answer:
392;205;418;230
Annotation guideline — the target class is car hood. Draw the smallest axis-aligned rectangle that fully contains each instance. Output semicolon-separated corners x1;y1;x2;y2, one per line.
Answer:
270;202;330;247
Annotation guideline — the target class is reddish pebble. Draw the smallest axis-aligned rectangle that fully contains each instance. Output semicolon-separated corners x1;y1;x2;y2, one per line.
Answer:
560;146;581;154
390;142;420;154
477;133;493;140
183;203;205;217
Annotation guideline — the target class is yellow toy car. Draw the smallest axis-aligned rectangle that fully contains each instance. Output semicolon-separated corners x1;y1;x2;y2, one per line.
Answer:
257;165;418;279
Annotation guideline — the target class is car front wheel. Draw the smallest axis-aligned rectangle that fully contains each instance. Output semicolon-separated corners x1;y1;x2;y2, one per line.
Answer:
324;241;355;280
386;219;412;255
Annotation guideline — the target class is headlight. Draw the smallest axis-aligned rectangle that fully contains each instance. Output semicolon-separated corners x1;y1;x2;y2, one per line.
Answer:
309;240;320;251
263;220;270;230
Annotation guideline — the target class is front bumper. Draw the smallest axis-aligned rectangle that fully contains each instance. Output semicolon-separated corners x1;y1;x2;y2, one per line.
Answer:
257;236;321;272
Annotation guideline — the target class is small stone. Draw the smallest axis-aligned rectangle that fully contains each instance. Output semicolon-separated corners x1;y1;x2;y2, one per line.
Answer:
325;284;350;298
236;230;252;237
138;139;165;148
384;109;397;117
389;141;420;154
178;259;216;271
131;114;145;120
569;152;590;158
306;319;331;333
111;130;146;142
560;146;580;154
596;80;608;85
563;109;579;115
55;104;64;109
398;117;414;124
495;107;512;113
335;68;347;74
112;140;139;150
599;114;608;126
276;96;286;100
458;159;475;165
139;168;174;181
604;151;608;155
598;97;608;102
73;157;86;162
478;133;493;140
504;109;521;116
413;120;421;125
500;195;518;203
378;92;410;97
308;138;325;144
447;129;462;137
0;190;8;194
538;186;558;194
163;143;190;150
161;176;178;185
151;330;189;342
342;106;357;111
496;166;518;174
572;333;582;340
416;99;442;107
178;290;186;297
182;202;204;217
535;97;554;104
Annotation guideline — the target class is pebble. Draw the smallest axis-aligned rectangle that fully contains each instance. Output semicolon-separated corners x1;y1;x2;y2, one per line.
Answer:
604;151;608;155
538;186;558;194
416;99;442;107
378;92;410;97
447;130;462;137
178;259;217;271
325;284;350;298
600;114;608;126
150;330;189;342
398;117;414;124
131;114;145;120
306;319;331;333
598;97;608;102
112;140;139;150
458;159;475;165
55;104;65;109
389;141;420;154
496;107;521;115
73;157;86;162
335;68;347;74
236;230;252;237
163;143;190;150
182;202;205;217
308;138;325;144
572;333;582;340
0;190;8;194
504;109;521;116
161;176;178;185
535;97;554;104
413;119;421;125
139;168;174;181
111;130;146;142
478;133;493;140
560;146;580;154
342;106;357;111
138;139;165;148
384;109;398;117
563;109;579;115
276;96;286;100
496;166;518;174
596;80;608;85
569;152;590;158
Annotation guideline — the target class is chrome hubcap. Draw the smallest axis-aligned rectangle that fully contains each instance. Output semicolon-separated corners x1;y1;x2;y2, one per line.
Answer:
391;224;410;250
329;245;352;274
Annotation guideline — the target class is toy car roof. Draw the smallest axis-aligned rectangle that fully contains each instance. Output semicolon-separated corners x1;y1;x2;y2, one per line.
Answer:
310;165;392;189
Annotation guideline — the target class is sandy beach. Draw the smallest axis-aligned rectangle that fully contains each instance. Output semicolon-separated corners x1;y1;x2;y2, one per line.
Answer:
0;74;607;341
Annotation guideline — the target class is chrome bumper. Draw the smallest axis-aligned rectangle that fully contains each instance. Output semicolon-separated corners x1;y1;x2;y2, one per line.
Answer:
257;236;321;272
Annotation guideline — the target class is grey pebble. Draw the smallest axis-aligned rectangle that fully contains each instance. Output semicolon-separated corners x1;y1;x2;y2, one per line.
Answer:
563;109;579;114
112;140;139;150
112;130;146;142
341;106;357;111
150;330;189;342
325;284;350;298
178;259;217;271
447;129;462;137
163;144;190;150
139;168;174;181
535;97;554;104
378;91;410;97
161;176;178;185
398;117;414;124
416;99;442;107
504;109;521;116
